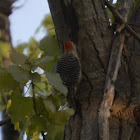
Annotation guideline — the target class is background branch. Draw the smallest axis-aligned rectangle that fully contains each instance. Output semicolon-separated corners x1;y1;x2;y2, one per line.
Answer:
31;81;46;140
0;117;11;126
32;81;38;115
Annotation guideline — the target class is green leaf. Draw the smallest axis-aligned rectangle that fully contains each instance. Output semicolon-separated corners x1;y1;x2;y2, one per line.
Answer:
32;132;41;140
55;132;64;140
45;108;74;140
45;124;64;140
27;115;47;137
34;75;48;96
30;55;54;71
39;36;60;57
48;108;74;124
26;98;48;139
21;61;31;71
18;118;29;136
46;94;66;110
7;92;33;122
50;62;57;73
42;15;55;35
44;56;59;72
45;72;68;95
15;43;28;53
0;67;18;91
31;55;54;66
8;65;30;83
10;51;27;65
44;100;56;113
27;38;42;59
14;122;20;131
31;72;41;83
34;83;46;92
35;15;55;37
35;97;48;117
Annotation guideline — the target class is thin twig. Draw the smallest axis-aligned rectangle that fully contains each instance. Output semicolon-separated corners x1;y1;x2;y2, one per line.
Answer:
31;81;46;140
0;117;11;126
13;0;28;10
31;81;38;115
45;27;55;33
23;83;32;96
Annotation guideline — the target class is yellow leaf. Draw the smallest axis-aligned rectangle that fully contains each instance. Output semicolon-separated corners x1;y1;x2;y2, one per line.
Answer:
0;41;10;57
7;99;11;109
32;132;40;140
14;122;20;131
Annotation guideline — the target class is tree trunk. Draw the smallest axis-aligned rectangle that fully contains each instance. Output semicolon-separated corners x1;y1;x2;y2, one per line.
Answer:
48;0;140;139
0;0;20;139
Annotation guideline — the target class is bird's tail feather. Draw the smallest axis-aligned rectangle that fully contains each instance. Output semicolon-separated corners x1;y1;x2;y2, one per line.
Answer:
67;87;76;108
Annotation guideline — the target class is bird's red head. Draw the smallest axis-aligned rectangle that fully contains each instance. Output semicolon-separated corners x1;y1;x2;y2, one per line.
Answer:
64;41;73;53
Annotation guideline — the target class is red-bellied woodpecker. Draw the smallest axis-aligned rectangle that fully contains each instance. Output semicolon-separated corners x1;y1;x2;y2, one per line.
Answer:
57;41;81;107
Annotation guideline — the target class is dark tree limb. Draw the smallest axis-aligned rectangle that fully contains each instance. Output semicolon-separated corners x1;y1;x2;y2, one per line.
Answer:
0;1;20;139
0;117;11;126
32;81;38;115
99;34;125;140
31;81;46;140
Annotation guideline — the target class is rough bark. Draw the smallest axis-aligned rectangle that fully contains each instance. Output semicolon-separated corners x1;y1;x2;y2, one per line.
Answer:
48;0;140;139
0;0;20;140
98;1;135;140
124;1;140;139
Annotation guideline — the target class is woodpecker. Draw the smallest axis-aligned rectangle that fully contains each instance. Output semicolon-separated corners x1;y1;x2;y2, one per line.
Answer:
56;41;81;106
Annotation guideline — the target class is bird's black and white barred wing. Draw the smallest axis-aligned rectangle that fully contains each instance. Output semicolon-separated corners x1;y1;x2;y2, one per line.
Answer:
56;53;80;89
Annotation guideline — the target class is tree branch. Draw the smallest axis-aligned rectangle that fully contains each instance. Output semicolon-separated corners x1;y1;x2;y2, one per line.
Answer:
31;81;46;140
99;1;134;140
32;81;38;115
99;34;125;140
0;117;11;126
13;0;28;10
104;0;140;42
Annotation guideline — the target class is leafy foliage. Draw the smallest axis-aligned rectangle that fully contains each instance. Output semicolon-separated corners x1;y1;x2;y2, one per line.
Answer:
39;36;60;57
45;72;68;95
0;15;73;140
10;51;27;65
42;15;55;35
0;67;18;91
8;65;30;84
0;42;10;58
7;92;33;122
